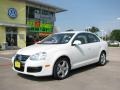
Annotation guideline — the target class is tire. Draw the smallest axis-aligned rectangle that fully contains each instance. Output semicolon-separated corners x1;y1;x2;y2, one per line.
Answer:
98;52;107;66
53;57;70;80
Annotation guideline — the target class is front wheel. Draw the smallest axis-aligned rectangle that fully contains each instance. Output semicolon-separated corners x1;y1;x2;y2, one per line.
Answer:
53;58;70;80
98;52;107;66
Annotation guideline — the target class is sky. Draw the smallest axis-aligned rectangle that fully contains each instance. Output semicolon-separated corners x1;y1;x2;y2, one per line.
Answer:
39;0;120;33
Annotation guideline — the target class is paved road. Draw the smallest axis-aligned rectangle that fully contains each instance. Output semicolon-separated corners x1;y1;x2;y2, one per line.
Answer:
0;47;120;90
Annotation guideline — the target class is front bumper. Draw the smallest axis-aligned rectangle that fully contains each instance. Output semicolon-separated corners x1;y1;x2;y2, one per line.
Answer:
12;59;53;77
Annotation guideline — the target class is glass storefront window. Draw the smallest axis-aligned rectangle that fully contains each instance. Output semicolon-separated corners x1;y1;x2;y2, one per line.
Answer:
6;27;17;46
26;6;55;33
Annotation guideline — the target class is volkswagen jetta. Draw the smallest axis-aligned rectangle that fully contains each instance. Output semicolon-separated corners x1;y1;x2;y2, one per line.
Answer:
12;31;108;80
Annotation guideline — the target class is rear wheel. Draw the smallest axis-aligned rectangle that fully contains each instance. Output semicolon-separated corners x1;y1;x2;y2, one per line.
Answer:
53;58;70;80
98;52;106;66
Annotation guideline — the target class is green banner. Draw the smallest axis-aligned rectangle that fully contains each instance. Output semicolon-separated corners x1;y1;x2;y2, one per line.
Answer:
27;19;53;33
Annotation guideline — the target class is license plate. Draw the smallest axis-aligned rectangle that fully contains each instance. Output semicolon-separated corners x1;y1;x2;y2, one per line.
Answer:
15;61;21;68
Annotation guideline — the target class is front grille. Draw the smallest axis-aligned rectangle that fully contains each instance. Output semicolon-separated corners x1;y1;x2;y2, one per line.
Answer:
14;54;29;72
15;54;29;61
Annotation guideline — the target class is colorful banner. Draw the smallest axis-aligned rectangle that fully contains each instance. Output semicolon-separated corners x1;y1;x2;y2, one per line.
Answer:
26;6;55;33
27;19;53;33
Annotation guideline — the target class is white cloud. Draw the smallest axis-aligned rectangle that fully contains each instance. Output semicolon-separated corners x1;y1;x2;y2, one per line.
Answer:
117;17;120;20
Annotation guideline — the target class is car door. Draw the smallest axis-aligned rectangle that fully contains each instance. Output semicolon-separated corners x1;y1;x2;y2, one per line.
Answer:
70;33;91;69
86;33;101;60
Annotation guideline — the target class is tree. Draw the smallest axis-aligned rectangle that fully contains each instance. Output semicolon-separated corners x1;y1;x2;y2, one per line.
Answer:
85;26;100;33
110;29;120;41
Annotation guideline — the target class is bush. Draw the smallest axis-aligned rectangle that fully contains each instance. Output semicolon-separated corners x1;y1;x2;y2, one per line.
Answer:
108;44;119;47
0;44;1;50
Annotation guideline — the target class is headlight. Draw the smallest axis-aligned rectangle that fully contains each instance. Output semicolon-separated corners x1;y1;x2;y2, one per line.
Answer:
30;52;47;60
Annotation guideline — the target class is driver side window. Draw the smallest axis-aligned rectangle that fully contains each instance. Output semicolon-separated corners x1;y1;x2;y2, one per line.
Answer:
73;33;88;44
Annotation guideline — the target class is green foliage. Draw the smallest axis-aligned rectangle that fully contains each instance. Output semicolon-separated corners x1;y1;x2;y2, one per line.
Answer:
85;26;100;33
108;45;119;47
110;29;120;41
0;44;1;51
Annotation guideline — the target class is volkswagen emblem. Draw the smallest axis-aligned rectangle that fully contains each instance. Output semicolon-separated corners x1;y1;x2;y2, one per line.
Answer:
8;8;17;18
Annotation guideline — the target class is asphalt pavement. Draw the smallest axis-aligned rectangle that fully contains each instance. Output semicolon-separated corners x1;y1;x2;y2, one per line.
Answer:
0;47;120;90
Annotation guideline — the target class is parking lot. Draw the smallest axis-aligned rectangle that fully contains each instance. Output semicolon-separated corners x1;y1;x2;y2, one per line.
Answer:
0;47;120;90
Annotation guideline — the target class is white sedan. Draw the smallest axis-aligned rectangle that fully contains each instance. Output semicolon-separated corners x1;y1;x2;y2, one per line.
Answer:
12;31;108;80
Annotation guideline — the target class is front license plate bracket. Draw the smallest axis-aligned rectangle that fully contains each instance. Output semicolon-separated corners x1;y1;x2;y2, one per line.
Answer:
15;61;21;68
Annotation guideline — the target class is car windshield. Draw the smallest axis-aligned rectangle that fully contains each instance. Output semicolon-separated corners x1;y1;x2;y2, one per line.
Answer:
38;33;74;44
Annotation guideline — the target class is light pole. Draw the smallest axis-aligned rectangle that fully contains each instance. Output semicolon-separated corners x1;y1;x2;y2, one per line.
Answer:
117;17;120;46
100;30;107;40
85;26;91;32
101;30;104;40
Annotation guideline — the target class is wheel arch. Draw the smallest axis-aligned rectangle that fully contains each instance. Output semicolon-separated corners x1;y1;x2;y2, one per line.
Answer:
101;50;106;55
98;49;107;62
54;55;71;68
98;50;107;66
52;55;71;74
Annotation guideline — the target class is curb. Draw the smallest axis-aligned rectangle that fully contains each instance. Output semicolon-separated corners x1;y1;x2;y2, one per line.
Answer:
0;50;18;55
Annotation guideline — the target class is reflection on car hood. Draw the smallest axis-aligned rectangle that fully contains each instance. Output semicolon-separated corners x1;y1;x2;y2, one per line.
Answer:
17;44;64;55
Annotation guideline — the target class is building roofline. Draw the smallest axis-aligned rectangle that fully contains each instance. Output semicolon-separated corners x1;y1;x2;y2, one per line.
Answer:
25;0;67;13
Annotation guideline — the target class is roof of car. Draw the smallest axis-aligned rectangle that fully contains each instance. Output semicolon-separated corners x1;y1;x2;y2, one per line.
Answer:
57;31;90;34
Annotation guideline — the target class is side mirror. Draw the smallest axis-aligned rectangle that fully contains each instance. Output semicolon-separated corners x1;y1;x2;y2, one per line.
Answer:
73;40;81;45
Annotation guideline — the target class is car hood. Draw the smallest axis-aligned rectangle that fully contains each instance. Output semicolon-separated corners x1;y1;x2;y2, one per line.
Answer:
17;44;65;55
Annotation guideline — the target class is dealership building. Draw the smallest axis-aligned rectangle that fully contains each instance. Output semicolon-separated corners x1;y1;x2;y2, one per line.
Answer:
0;0;65;49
